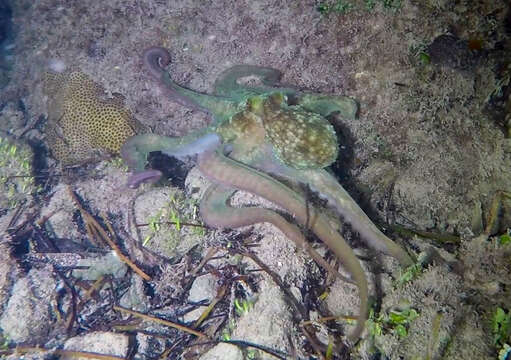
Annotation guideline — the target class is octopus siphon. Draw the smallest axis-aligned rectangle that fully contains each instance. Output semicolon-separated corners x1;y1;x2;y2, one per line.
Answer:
121;47;414;344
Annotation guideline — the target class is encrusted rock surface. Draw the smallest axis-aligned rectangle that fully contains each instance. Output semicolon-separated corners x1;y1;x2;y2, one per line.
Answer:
0;265;56;343
62;331;130;360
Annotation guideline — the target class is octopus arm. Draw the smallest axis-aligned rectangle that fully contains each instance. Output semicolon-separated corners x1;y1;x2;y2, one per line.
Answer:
121;130;215;174
197;149;368;342
297;93;359;119
200;183;355;285
126;169;163;189
306;169;414;266
143;47;238;123
213;64;297;100
162;133;221;160
251;153;414;267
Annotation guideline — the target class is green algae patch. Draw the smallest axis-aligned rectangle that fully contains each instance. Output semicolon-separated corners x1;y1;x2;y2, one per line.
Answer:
0;136;38;210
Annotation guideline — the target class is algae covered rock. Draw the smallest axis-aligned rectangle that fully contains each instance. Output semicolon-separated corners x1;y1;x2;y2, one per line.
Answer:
43;71;146;165
0;135;36;210
133;186;206;259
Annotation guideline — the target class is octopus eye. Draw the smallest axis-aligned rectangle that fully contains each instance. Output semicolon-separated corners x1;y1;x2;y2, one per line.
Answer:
268;92;286;105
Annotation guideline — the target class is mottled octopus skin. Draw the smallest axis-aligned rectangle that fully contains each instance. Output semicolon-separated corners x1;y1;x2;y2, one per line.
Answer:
121;47;414;344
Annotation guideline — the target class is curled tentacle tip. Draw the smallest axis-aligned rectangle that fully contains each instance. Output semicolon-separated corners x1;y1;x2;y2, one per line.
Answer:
143;46;172;80
127;169;163;189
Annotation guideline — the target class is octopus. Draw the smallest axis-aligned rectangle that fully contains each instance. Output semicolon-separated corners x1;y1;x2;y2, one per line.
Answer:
121;47;414;345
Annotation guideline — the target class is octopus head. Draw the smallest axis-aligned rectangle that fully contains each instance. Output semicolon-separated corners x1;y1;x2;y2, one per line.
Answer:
261;93;339;170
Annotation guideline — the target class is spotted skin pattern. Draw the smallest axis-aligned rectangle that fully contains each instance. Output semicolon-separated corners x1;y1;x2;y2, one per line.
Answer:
260;93;338;169
44;71;145;165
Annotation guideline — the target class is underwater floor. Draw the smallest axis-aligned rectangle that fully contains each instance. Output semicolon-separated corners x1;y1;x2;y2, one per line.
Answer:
0;1;510;359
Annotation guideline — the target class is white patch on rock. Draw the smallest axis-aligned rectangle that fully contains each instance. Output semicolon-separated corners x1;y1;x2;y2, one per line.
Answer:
188;273;218;303
62;331;129;359
47;58;67;73
200;342;242;360
72;251;128;280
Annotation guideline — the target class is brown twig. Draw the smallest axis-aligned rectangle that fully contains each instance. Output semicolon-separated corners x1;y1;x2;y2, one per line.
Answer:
301;314;358;326
485;190;511;235
188;339;290;360
66;186;151;281
300;323;326;360
85;218;101;247
239;250;307;319
6;174;63;179
136;220;207;228
113;305;209;339
84;275;107;299
193;284;228;329
35;209;58;227
111;318;144;332
390;224;460;245
91;215;151;281
1;346;126;359
101;212;120;244
189;247;220;277
158;338;185;359
6;201;27;228
53;268;78;335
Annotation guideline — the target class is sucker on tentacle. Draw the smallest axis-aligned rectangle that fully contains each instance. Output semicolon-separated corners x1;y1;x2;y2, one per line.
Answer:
126;169;163;189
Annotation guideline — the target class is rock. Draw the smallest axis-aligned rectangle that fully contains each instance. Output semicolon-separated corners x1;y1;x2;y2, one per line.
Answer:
502;138;511;154
119;274;150;313
0;241;17;315
224;281;297;359
133;186;205;259
188;273;218;303
182;306;209;323
72;251;128;280
200;343;242;360
324;275;367;338
0;265;56;343
135;332;166;359
40;183;82;245
2;354;42;360
62;331;129;360
372;265;493;359
0;102;25;135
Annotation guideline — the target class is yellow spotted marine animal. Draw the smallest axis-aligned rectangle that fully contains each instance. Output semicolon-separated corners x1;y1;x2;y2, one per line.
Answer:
44;71;145;165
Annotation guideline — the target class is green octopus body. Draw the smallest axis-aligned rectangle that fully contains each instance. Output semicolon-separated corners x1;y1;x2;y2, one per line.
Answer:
122;47;413;345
